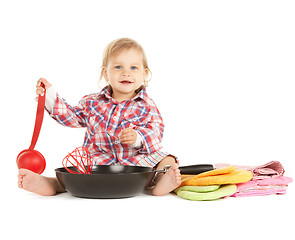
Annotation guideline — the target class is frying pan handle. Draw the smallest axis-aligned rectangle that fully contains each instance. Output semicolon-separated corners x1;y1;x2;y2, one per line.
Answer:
179;164;214;175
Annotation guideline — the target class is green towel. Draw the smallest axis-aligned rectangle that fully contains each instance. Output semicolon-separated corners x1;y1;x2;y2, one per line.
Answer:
175;184;237;201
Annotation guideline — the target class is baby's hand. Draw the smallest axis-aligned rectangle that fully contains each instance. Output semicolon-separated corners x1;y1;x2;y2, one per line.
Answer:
119;128;137;145
36;78;52;95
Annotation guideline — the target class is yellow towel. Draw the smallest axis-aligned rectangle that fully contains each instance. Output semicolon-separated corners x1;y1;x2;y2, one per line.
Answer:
180;166;252;187
180;166;236;184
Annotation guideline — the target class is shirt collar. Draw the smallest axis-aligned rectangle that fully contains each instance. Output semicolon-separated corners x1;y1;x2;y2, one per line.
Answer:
98;85;150;103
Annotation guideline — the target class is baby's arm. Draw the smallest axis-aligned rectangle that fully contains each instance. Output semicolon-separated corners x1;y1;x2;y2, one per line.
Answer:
36;78;87;128
132;106;164;154
44;86;57;113
135;118;164;154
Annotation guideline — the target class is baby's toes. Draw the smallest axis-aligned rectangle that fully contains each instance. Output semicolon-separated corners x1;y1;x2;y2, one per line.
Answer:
176;175;181;184
174;169;181;177
173;170;181;183
18;176;23;188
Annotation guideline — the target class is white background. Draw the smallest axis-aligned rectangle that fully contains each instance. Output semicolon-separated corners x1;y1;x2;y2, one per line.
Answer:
1;0;294;239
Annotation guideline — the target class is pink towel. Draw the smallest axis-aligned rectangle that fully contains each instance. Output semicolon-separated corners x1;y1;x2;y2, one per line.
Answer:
231;176;293;197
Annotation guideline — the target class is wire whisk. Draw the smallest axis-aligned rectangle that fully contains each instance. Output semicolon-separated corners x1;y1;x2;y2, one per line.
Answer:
62;147;93;174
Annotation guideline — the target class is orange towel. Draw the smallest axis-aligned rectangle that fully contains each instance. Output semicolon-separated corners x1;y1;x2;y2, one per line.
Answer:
180;166;253;187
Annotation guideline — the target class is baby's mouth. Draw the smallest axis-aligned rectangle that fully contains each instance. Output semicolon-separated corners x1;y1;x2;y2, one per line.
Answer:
120;80;133;84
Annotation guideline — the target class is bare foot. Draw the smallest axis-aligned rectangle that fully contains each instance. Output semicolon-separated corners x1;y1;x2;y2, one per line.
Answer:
152;163;181;196
18;169;56;196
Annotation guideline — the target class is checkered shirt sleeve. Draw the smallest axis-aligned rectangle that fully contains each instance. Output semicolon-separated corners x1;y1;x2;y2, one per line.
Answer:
135;105;164;154
50;94;88;128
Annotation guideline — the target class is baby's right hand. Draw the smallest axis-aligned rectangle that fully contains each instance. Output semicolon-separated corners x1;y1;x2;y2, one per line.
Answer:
36;78;52;95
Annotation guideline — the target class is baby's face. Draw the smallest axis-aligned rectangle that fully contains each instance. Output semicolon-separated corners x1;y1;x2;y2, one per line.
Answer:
104;48;147;101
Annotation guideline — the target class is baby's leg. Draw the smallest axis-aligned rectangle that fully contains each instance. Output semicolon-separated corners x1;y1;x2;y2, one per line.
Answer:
152;155;181;196
18;169;65;196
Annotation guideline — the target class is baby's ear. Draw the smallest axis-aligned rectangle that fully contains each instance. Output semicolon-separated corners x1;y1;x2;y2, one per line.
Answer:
102;67;109;81
143;68;151;87
143;68;149;81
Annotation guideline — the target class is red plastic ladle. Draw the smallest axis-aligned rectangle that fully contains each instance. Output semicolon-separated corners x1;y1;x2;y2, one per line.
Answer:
16;84;46;174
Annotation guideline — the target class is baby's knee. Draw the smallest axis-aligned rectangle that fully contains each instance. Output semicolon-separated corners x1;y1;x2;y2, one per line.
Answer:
162;154;179;165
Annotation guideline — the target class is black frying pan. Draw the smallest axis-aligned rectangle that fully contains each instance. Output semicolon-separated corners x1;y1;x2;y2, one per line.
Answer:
55;164;214;199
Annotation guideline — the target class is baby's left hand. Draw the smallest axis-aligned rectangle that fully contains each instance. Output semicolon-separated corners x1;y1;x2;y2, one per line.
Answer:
119;128;137;145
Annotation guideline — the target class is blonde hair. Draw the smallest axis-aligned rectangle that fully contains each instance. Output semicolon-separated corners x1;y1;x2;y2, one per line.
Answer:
99;38;152;87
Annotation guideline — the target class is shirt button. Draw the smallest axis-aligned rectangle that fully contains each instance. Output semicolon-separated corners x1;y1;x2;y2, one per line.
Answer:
113;116;118;121
114;140;120;145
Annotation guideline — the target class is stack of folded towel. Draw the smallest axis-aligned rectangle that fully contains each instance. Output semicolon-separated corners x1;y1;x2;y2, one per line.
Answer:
231;176;292;197
230;161;293;197
176;161;293;201
175;166;252;201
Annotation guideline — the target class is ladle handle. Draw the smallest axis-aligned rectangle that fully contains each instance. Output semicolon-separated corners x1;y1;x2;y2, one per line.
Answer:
29;83;46;150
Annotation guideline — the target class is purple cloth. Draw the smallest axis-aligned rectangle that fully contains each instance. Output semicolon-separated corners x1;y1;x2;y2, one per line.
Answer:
214;161;285;180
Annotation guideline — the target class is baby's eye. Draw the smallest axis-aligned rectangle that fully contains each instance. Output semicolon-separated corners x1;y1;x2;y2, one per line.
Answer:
115;66;121;69
131;66;137;70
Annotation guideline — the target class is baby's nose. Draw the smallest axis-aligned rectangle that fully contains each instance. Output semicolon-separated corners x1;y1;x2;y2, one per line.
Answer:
122;71;130;77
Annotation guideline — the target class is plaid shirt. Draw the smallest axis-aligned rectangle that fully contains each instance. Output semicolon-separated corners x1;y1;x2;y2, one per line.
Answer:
50;86;165;166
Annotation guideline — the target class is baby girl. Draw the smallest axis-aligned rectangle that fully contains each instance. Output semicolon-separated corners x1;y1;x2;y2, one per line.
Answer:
18;38;181;196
